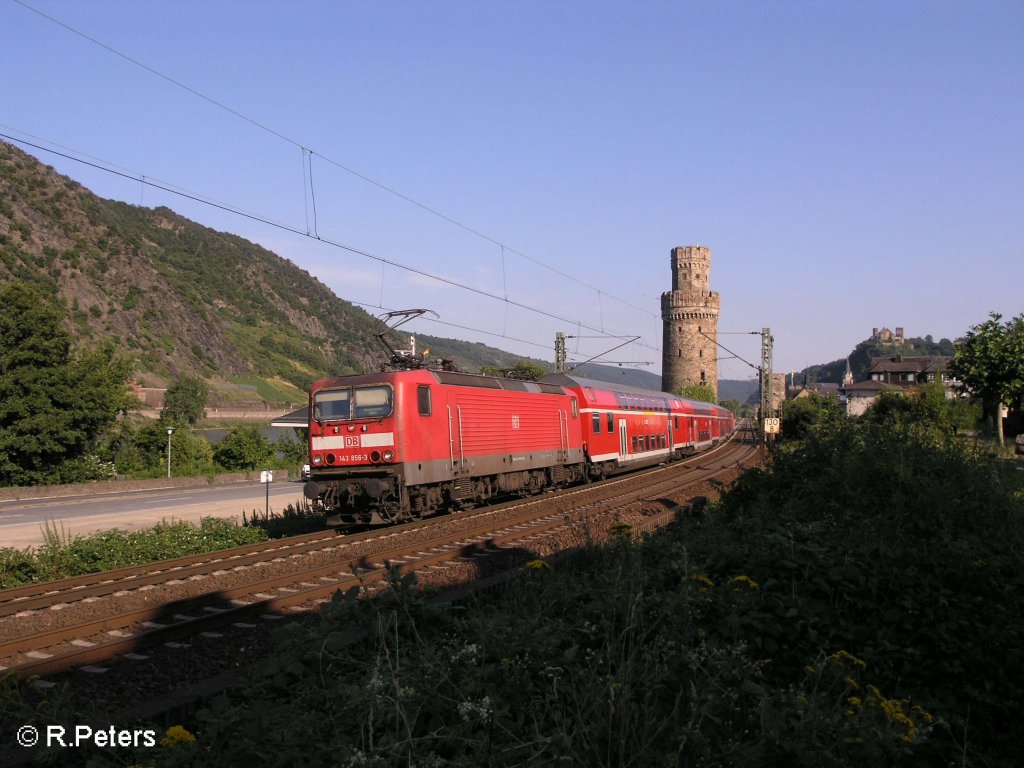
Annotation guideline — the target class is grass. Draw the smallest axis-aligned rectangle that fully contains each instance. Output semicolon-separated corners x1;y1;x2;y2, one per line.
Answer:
0;517;270;588
242;502;325;538
4;416;1023;767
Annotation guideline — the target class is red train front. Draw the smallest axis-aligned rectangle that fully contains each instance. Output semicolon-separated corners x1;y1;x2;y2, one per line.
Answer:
303;368;587;525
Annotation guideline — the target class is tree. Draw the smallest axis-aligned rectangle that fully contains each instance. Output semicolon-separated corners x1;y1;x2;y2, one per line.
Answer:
137;422;217;477
479;361;547;381
0;282;134;486
214;425;274;471
719;398;740;416
861;383;977;442
275;432;308;467
677;384;716;403
952;312;1024;445
781;394;843;440
161;376;209;427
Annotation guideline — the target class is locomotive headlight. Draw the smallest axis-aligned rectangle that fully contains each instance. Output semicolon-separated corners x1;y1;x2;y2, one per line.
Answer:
313;455;323;466
383;450;395;462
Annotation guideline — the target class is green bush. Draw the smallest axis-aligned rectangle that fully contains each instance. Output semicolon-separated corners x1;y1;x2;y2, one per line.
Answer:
700;419;1024;765
213;425;274;471
11;414;1024;767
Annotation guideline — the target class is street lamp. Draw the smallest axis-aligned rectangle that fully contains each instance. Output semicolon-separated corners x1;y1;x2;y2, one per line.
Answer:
166;427;174;478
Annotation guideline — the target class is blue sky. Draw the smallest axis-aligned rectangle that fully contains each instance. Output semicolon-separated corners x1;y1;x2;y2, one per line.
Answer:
2;0;1021;379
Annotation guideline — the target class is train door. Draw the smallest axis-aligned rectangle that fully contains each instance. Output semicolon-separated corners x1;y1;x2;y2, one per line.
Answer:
447;402;466;473
667;418;674;457
618;419;628;459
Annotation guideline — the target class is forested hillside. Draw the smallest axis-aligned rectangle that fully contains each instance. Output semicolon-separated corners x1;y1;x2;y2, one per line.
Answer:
0;142;550;404
0;141;392;403
0;141;759;406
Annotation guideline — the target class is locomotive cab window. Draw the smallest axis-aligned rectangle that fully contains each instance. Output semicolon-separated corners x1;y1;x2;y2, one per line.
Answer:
312;389;351;422
417;384;432;416
314;386;393;421
571;397;578;418
353;386;393;419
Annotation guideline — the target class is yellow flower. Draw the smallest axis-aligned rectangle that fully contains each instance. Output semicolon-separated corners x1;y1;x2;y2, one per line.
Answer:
688;574;715;591
161;725;196;748
847;696;863;707
894;712;917;742
912;704;935;724
829;649;868;669
728;575;759;589
524;559;550;571
843;676;860;690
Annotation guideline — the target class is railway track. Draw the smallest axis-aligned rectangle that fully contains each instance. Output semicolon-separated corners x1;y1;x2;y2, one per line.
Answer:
0;430;759;682
0;529;345;618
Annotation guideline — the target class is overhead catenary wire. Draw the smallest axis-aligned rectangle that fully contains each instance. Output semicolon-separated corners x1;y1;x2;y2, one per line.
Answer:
349;299;552;353
3;194;660;370
0;123;277;230
0;131;660;356
13;0;658;321
351;298;648;368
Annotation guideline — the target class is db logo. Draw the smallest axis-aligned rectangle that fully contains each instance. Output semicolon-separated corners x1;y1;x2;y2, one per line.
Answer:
344;436;360;447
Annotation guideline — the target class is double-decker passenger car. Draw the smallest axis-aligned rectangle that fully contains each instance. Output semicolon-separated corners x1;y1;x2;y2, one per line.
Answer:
540;374;736;479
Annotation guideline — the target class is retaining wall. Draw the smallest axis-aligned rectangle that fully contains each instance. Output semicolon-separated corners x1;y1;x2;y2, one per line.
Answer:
0;470;292;503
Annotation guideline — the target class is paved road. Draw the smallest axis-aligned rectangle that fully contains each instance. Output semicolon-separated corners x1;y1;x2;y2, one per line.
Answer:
0;481;309;549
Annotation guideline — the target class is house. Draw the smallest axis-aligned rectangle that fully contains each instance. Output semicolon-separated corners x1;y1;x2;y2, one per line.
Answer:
841;355;958;416
842;380;900;417
866;355;954;388
793;382;840;400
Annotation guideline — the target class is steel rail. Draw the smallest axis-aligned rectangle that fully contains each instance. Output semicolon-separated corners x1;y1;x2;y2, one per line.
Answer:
0;427;748;616
0;529;344;615
2;438;757;679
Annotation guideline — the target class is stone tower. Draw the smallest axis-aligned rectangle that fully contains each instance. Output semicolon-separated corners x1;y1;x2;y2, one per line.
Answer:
661;245;720;399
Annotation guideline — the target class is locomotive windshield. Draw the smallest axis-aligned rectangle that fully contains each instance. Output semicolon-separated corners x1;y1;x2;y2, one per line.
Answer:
313;385;393;422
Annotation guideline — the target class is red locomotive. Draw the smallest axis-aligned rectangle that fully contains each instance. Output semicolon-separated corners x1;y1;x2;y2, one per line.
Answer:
303;367;736;526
